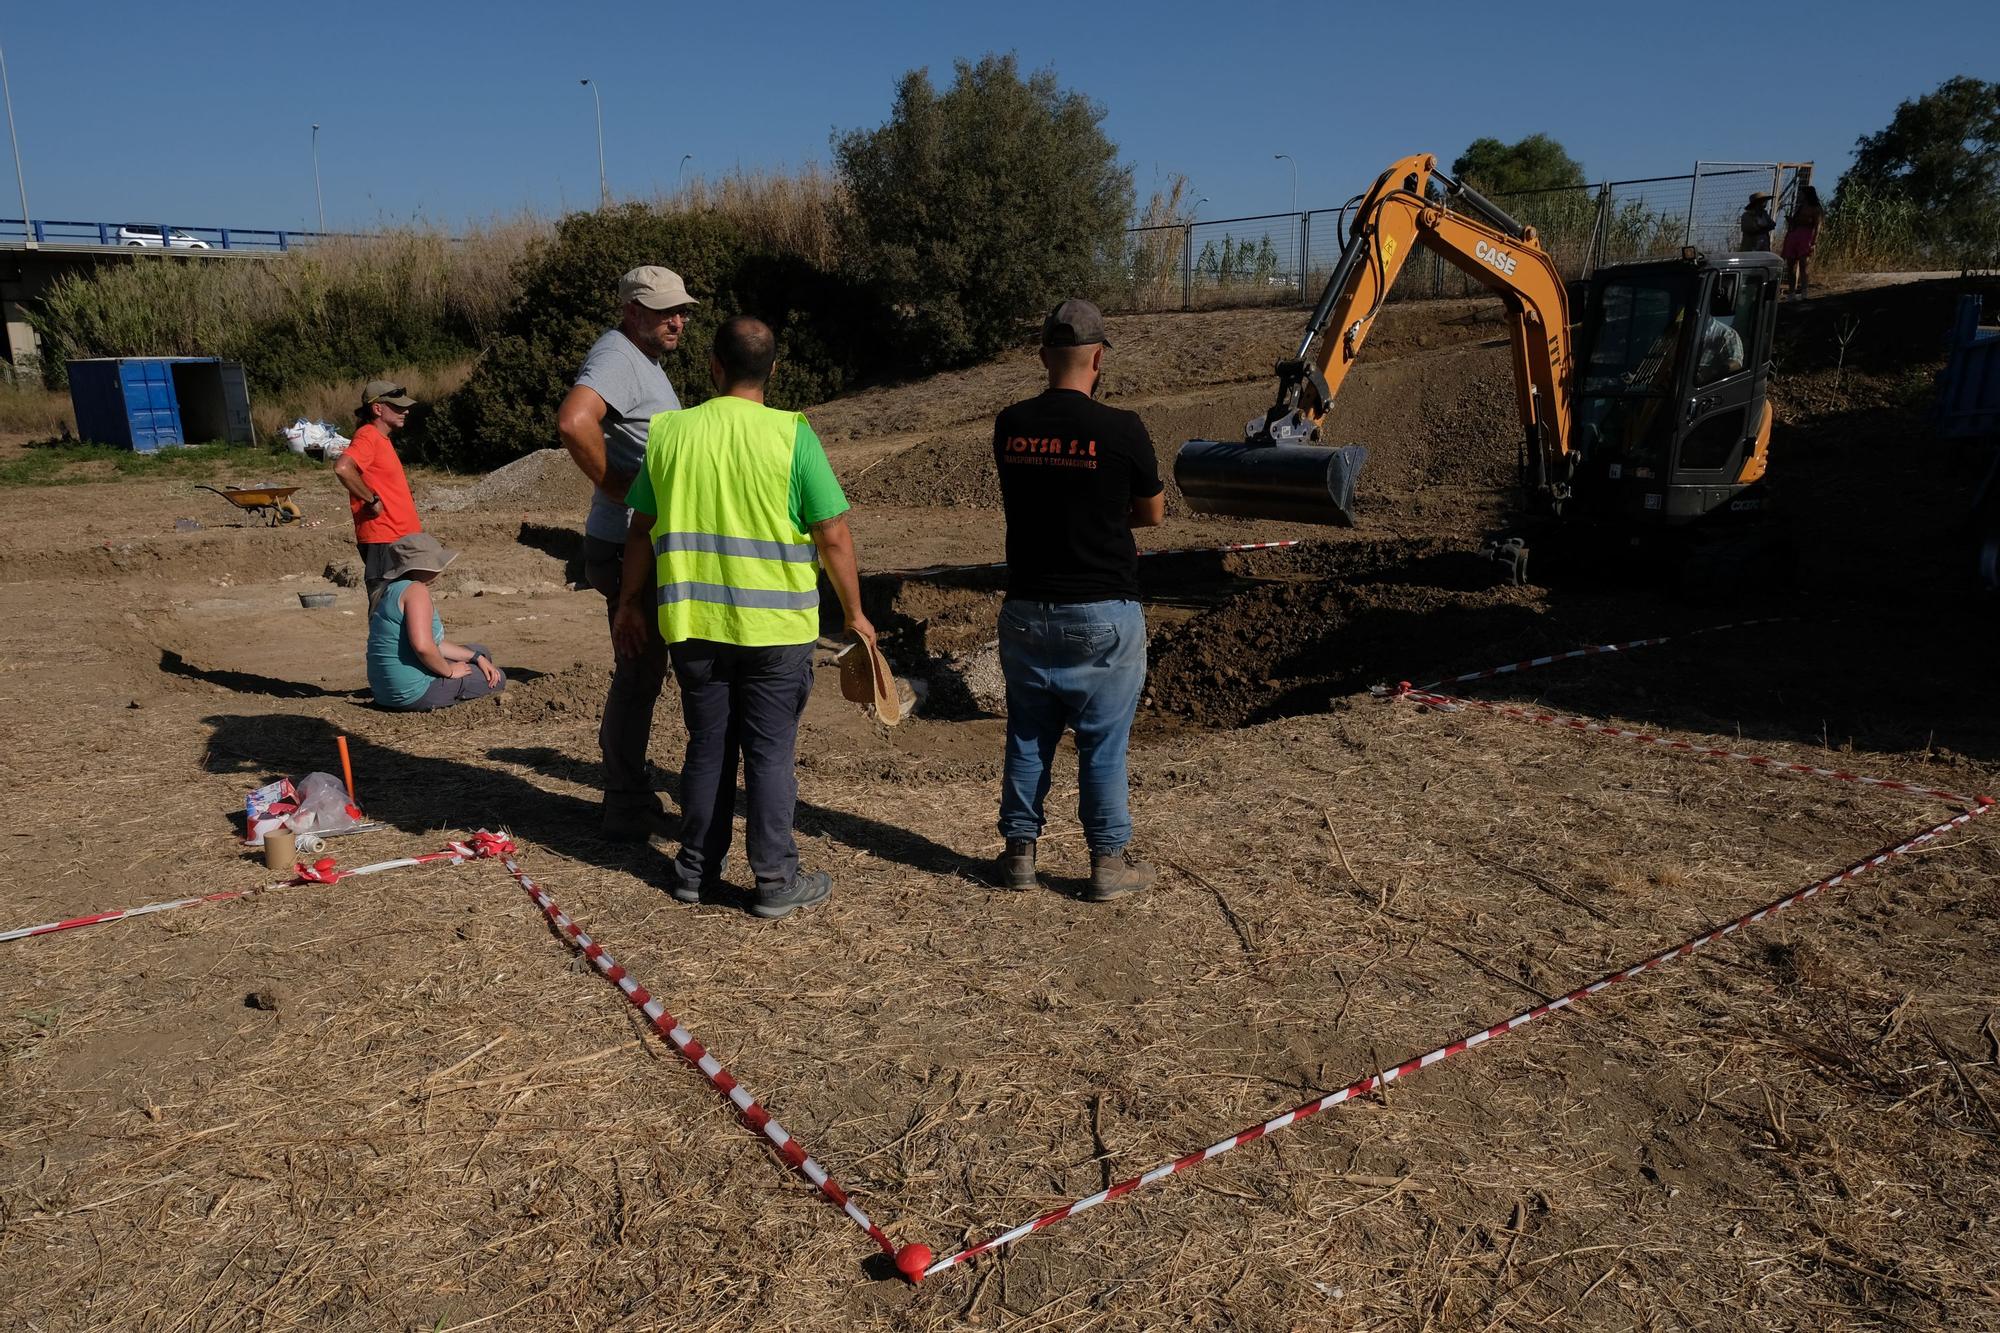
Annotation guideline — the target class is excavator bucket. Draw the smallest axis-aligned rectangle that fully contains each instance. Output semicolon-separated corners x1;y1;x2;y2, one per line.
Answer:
1174;440;1367;527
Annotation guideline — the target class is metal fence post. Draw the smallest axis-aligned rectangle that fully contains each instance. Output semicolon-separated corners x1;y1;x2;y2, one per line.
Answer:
1299;211;1309;306
1182;223;1192;312
1684;162;1702;246
1589;180;1610;273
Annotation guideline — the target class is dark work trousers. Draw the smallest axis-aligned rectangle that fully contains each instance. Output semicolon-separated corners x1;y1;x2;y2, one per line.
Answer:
357;541;397;606
583;536;671;818
667;638;816;895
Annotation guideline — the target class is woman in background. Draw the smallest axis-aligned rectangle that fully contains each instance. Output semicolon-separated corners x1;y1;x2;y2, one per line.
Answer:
1782;185;1824;298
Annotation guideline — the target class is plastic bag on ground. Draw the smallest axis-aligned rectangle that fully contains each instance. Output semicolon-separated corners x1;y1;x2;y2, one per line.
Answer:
292;771;364;834
282;419;352;460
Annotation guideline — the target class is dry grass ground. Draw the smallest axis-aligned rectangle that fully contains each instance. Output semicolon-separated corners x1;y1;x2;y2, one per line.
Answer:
1;278;1997;1331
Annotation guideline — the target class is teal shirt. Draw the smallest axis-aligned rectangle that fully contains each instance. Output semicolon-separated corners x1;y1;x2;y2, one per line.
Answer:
366;578;448;707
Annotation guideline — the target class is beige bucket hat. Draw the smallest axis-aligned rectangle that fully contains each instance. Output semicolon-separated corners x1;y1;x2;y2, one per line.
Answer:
837;638;904;725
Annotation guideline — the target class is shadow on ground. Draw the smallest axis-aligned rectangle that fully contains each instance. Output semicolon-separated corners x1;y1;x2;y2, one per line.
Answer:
199;716;991;893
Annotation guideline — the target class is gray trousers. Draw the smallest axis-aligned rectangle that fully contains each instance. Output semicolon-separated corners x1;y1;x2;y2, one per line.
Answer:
667;639;815;894
388;644;506;712
584;536;671;815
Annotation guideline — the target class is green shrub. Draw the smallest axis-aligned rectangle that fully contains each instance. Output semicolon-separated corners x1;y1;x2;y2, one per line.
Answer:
834;53;1132;371
410;205;874;471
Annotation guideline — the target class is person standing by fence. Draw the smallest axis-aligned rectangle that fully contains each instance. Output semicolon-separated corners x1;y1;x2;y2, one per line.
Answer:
1781;185;1823;297
1739;192;1777;252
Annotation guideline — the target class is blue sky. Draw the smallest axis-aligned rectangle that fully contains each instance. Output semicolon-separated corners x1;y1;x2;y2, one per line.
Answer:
4;0;1992;231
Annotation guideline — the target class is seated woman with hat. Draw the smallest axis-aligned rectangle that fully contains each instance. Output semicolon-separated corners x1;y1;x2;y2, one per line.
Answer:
366;533;507;710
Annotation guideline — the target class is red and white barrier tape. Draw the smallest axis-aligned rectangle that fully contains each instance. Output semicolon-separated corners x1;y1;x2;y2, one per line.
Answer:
1401;618;1790;694
0;830;516;945
884;539;1301;580
921;798;1994;1278
499;856;930;1280
0;883;290;944
292;829;516;884
1396;688;1982;807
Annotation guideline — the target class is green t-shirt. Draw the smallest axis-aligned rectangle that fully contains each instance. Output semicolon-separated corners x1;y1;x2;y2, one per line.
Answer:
626;413;847;529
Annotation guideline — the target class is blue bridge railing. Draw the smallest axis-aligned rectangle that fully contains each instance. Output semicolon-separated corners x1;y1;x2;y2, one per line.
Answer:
0;217;347;250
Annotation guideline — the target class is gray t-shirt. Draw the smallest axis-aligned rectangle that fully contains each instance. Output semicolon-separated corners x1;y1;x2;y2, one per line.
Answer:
575;329;681;542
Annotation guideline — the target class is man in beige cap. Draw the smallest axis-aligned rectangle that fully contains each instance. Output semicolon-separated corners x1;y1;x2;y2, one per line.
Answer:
556;266;697;840
333;380;424;602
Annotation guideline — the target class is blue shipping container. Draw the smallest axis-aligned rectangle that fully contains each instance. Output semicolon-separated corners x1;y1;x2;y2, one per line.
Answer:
67;357;254;452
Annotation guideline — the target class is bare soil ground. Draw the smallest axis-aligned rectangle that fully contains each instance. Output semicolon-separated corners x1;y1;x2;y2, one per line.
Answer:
3;280;2000;1331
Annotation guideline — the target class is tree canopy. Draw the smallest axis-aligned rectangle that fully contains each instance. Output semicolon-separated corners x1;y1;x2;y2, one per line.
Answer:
1450;135;1587;196
834;53;1132;371
1835;76;1999;258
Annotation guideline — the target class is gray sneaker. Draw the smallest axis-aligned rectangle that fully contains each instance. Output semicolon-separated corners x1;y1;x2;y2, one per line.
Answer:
995;838;1038;890
1087;849;1156;903
750;869;832;920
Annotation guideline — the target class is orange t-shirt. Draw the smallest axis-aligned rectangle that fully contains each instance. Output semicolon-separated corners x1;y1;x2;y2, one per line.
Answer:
345;423;421;544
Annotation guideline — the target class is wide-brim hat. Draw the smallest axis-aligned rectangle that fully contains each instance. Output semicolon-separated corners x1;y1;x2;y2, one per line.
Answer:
380;532;458;582
837;639;904;725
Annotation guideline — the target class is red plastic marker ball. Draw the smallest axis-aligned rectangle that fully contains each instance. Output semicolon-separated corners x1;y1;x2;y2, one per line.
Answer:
894;1243;932;1283
315;857;336;875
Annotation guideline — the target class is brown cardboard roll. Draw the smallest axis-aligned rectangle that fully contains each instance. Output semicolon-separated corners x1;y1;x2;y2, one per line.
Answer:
835;638;904;725
263;828;297;872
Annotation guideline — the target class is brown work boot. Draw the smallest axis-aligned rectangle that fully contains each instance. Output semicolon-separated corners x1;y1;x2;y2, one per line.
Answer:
995;838;1038;890
1087;848;1156;902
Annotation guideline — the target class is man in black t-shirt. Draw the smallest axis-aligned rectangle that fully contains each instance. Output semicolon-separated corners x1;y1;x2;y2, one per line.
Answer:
990;299;1166;902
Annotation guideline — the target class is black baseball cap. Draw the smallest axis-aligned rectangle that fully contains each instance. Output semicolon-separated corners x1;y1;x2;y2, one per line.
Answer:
1042;298;1112;349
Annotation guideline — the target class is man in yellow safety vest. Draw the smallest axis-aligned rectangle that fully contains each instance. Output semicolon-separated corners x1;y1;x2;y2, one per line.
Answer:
613;315;875;919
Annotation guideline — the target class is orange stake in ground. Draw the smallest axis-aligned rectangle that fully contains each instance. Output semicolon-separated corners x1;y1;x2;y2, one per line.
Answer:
336;735;356;805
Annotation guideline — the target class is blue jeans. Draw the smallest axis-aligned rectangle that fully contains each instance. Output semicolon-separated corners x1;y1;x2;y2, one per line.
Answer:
997;599;1147;854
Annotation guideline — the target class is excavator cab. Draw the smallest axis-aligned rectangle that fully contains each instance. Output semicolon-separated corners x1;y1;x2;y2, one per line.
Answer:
1565;252;1779;531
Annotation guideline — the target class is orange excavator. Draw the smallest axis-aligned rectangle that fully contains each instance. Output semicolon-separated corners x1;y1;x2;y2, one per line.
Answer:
1176;153;1780;578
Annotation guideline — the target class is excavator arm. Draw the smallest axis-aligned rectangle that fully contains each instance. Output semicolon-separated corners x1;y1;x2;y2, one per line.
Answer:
1179;153;1576;525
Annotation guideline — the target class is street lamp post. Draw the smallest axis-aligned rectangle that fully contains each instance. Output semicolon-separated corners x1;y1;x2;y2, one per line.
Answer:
310;123;326;232
580;79;608;208
0;39;30;248
678;153;693;195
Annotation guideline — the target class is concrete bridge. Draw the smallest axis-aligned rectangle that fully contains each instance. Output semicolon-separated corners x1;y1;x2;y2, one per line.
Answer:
1;216;334;370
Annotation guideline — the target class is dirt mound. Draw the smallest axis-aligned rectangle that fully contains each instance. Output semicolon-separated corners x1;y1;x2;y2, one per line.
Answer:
852;342;1524;519
1141;538;1553;728
425;449;592;515
1777;275;2000;376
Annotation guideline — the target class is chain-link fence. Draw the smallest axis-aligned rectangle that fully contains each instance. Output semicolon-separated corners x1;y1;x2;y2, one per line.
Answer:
1099;161;1814;314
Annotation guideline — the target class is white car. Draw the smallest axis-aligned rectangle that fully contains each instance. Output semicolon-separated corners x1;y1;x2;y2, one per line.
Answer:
117;225;210;250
